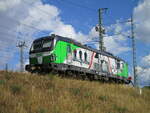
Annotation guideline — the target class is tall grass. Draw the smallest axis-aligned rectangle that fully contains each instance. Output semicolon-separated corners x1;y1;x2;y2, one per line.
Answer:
0;71;150;113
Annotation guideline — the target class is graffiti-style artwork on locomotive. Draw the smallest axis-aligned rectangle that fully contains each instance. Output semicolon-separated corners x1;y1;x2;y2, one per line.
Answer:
26;34;131;84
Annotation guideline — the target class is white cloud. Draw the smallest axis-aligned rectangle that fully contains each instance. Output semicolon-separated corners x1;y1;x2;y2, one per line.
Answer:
131;0;150;86
137;66;150;86
134;0;150;43
104;36;131;55
141;54;150;67
136;54;150;86
0;0;21;11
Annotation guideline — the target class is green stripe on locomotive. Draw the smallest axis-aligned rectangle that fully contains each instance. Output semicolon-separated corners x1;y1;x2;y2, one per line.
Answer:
117;63;128;78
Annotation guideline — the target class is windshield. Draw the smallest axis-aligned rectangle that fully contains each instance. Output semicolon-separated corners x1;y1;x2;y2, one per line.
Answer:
30;39;53;53
43;40;53;48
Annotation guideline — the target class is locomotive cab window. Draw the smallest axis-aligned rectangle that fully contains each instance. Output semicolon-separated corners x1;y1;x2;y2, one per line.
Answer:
43;40;53;48
30;38;54;53
79;51;82;60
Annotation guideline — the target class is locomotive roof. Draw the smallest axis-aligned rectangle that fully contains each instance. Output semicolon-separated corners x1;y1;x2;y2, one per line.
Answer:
33;34;126;62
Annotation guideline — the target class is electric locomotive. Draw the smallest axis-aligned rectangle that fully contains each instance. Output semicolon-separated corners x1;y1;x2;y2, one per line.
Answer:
25;34;131;84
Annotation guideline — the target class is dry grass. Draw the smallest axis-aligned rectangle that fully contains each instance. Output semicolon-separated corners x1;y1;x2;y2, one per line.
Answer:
0;71;150;113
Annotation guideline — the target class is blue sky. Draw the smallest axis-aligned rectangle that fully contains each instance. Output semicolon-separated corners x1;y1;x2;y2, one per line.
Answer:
42;0;138;33
0;0;150;86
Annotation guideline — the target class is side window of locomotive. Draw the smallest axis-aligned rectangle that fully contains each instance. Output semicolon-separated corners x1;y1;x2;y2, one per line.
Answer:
102;60;109;72
95;53;99;58
120;63;124;70
121;63;124;68
84;52;87;62
79;51;82;61
73;50;77;60
117;60;120;69
94;63;100;70
101;60;104;64
67;45;71;53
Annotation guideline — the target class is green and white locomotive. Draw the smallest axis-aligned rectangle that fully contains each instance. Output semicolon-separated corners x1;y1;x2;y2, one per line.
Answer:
25;34;131;84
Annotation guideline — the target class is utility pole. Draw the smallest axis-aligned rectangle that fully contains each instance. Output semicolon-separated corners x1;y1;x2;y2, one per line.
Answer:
126;14;137;87
117;15;137;87
131;15;137;87
17;41;27;72
96;8;108;51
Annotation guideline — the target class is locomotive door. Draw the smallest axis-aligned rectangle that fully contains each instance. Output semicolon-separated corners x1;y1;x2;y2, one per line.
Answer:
94;53;101;72
66;44;72;64
99;55;109;73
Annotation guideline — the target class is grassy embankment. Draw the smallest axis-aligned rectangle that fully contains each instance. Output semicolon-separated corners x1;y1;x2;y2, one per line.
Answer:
0;71;150;113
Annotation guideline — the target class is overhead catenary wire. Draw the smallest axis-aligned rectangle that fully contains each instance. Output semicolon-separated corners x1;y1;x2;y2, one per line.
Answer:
22;0;117;29
0;0;95;38
0;23;37;39
1;0;73;38
1;0;130;39
0;25;18;33
0;14;48;36
0;0;60;38
22;0;54;17
0;31;18;39
84;32;130;44
0;27;38;42
0;0;131;46
55;0;96;12
54;0;121;26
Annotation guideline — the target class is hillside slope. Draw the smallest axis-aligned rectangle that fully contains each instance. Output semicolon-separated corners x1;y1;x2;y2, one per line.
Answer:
0;71;150;113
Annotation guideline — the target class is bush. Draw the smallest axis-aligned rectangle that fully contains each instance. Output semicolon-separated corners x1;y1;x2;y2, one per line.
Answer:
5;72;11;80
98;95;108;102
38;108;47;113
69;88;81;96
0;80;6;85
10;84;22;95
84;91;92;98
47;74;55;81
113;105;128;113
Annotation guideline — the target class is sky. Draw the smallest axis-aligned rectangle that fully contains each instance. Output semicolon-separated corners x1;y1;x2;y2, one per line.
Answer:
0;0;150;86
